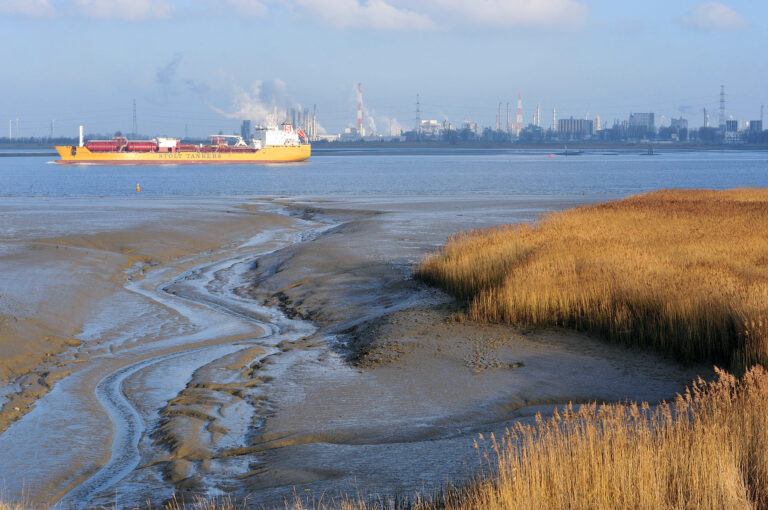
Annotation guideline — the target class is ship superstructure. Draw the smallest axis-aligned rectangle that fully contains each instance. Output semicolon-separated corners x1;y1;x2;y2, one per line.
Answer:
55;124;310;164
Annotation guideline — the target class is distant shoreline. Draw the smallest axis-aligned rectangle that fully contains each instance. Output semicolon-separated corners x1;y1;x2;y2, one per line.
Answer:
312;141;768;151
0;151;58;157
2;144;768;159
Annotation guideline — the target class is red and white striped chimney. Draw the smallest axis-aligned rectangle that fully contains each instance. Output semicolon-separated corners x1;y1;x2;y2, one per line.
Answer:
516;92;523;136
357;83;365;137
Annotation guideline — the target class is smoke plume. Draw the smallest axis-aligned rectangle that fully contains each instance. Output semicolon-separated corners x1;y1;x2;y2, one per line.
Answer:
208;79;294;125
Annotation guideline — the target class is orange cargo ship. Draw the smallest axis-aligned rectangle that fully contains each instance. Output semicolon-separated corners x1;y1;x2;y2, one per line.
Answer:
56;125;310;165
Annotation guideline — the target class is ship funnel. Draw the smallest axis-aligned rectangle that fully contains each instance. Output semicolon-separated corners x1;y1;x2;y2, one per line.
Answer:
78;125;84;147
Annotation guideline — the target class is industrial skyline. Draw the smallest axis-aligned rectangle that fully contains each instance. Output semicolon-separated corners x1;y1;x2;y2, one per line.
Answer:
0;1;766;138
6;83;764;147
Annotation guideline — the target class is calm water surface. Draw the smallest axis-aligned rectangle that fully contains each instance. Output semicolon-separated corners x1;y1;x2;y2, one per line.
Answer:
1;148;766;197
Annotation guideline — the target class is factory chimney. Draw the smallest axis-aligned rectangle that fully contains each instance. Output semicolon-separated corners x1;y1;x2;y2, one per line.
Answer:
516;93;523;135
536;103;541;127
506;103;511;134
552;107;557;132
357;83;365;137
312;104;317;140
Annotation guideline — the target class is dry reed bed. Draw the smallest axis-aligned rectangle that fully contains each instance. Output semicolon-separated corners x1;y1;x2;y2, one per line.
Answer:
445;367;768;510
417;188;768;371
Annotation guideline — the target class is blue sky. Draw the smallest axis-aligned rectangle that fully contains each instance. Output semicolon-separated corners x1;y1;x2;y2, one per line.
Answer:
1;0;766;137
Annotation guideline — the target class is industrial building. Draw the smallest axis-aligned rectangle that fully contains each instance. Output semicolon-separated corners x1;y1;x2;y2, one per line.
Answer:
461;121;478;137
558;117;594;140
670;117;688;130
419;120;442;137
240;120;251;140
628;113;655;139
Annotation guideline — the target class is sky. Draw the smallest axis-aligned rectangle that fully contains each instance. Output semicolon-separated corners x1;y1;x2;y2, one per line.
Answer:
1;0;766;138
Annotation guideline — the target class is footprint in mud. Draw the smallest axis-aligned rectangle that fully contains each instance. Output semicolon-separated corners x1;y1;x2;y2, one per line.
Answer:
463;339;524;374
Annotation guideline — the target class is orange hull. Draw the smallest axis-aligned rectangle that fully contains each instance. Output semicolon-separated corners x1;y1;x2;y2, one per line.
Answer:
54;144;311;165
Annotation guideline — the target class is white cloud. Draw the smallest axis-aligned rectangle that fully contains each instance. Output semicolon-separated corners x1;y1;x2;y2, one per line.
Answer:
292;0;436;30
425;0;587;27
208;0;585;29
73;0;174;20
0;0;174;20
680;2;747;32
2;0;588;29
0;0;55;17
218;0;268;17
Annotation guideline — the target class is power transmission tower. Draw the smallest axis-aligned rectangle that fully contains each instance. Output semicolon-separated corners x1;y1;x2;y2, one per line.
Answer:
719;85;726;129
415;94;421;134
132;99;138;136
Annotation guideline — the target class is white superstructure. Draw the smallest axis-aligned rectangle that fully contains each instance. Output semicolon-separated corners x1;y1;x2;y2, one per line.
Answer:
256;124;303;148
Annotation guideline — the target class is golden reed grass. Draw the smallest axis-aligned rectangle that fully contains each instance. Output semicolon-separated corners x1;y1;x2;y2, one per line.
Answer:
417;188;768;372
447;367;768;510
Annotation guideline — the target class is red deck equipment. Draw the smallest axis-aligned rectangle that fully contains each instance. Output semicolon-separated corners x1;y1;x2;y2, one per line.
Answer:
125;141;158;152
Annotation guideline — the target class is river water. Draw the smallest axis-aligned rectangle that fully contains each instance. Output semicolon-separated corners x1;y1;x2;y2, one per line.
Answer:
1;148;766;197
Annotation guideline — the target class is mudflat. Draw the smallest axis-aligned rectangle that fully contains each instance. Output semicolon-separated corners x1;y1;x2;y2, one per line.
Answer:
0;195;711;507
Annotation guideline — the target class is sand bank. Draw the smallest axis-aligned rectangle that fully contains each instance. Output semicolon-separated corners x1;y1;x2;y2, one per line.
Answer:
0;198;307;503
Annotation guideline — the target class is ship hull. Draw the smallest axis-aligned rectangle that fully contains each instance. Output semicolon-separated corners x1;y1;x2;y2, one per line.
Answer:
54;145;311;165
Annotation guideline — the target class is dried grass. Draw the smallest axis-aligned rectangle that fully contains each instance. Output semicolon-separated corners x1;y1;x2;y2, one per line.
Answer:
417;188;768;371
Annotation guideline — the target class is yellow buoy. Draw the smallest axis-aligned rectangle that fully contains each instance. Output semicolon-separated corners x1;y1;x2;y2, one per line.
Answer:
136;183;141;192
